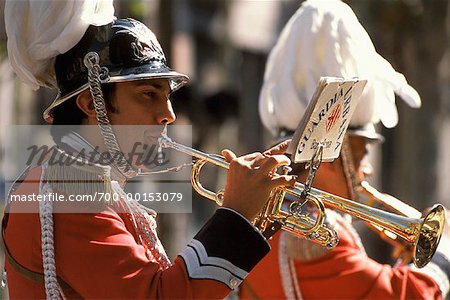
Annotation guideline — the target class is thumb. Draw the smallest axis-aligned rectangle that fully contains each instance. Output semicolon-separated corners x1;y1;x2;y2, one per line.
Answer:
221;149;237;163
264;139;292;156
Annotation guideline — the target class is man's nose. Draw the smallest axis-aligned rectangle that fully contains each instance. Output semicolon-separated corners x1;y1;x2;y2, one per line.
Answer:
156;99;176;125
361;161;374;179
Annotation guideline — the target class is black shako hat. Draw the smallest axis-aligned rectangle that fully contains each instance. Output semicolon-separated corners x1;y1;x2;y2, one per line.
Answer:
44;18;189;123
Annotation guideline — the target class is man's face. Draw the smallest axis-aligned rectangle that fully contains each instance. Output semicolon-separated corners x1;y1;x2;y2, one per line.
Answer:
107;78;176;168
108;78;175;126
348;135;372;182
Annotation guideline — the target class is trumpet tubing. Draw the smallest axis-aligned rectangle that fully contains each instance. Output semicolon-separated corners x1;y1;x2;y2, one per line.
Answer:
159;135;445;268
356;181;439;264
358;180;422;219
192;158;339;249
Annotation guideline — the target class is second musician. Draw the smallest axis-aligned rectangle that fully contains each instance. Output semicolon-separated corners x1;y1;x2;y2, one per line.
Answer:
240;0;450;299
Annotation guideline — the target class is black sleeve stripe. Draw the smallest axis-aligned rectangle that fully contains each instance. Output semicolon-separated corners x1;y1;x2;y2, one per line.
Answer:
187;241;246;280
180;240;245;289
178;208;270;290
193;208;270;272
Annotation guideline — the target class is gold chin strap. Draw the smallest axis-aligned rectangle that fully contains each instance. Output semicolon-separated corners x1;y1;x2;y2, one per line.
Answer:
340;136;358;201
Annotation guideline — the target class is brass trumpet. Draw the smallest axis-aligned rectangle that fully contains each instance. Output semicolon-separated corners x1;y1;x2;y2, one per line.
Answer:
356;180;442;264
159;135;445;268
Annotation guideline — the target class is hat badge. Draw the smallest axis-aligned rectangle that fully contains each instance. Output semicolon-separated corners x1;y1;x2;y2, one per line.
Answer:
113;19;166;65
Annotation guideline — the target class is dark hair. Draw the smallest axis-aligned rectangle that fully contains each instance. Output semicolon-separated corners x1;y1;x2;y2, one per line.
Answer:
50;83;117;143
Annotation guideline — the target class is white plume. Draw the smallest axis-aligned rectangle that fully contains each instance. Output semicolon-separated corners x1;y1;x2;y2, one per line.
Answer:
5;0;115;90
259;0;421;137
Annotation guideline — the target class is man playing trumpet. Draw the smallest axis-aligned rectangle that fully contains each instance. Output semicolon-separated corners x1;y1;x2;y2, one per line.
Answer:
241;0;450;299
1;1;297;298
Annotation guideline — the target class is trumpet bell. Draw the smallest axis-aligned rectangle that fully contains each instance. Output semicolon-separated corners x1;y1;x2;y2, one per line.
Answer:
357;180;446;267
414;204;445;268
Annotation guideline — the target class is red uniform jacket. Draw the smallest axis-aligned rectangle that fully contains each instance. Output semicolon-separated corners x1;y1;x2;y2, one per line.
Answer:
241;220;443;299
3;166;270;299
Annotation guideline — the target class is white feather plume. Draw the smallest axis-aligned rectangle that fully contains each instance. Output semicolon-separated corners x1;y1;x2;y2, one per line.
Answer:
259;0;421;137
5;0;115;90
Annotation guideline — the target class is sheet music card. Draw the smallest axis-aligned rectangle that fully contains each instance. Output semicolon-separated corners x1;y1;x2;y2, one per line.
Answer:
287;77;367;163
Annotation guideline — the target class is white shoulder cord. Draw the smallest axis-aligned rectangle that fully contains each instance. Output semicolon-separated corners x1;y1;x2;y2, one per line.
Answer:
39;162;64;300
339;213;366;255
110;182;171;270
279;232;303;300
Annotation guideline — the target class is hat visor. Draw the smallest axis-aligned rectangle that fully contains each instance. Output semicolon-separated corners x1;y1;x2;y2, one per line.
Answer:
43;69;189;123
346;128;385;143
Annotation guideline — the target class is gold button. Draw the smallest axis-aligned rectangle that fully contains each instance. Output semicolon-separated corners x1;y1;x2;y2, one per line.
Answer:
230;278;239;288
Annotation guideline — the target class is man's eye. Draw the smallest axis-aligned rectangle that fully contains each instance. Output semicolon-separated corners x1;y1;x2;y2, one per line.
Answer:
144;91;157;97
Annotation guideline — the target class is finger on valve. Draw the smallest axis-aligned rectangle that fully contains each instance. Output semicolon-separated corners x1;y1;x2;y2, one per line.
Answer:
221;150;296;221
259;154;291;177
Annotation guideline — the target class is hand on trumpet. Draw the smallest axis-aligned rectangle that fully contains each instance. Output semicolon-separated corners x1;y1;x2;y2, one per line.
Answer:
220;140;297;221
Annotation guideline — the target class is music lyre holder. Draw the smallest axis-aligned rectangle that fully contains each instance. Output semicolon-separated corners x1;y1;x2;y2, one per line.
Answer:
289;143;325;218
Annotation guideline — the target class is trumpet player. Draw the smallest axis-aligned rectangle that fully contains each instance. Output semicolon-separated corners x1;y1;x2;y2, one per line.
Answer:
1;1;298;298
241;0;450;299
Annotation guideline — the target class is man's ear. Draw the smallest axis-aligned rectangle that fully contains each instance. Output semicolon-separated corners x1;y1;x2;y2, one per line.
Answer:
75;89;96;119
